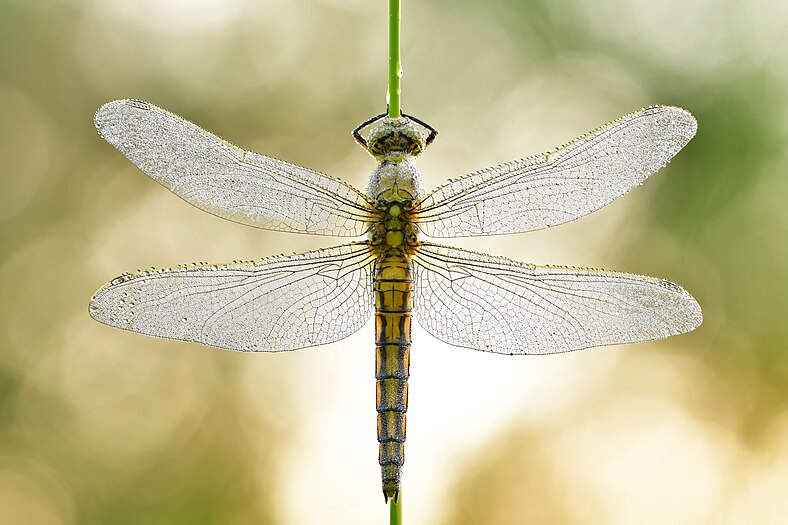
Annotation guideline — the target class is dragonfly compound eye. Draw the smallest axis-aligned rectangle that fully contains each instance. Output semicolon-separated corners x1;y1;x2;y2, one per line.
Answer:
367;119;425;160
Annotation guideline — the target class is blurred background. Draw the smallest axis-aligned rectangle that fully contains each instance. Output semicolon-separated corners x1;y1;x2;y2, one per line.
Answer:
1;0;787;523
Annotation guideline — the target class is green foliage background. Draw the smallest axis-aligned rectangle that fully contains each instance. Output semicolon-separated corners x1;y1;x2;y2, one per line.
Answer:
1;1;786;523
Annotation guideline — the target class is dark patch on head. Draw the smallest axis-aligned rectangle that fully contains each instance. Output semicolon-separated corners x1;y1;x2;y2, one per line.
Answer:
367;118;425;160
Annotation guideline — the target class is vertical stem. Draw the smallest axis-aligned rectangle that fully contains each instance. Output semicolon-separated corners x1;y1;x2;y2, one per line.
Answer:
388;0;401;117
389;495;402;525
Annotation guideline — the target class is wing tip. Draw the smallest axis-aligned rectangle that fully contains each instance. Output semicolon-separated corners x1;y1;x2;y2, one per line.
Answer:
646;104;698;141
681;289;704;333
87;270;149;328
664;281;703;336
87;284;115;327
669;105;698;142
94;98;154;134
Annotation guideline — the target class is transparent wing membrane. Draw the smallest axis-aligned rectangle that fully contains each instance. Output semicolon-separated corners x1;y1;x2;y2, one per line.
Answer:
416;106;697;237
412;243;702;354
95;99;376;236
89;243;376;352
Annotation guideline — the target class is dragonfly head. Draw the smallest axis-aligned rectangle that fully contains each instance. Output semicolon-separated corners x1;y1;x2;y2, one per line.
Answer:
367;117;425;162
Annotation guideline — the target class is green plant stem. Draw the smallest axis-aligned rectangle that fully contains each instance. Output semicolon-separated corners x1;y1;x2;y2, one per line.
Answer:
389;496;402;525
388;0;401;117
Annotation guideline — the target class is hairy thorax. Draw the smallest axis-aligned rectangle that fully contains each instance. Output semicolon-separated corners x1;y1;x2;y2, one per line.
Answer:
368;160;422;257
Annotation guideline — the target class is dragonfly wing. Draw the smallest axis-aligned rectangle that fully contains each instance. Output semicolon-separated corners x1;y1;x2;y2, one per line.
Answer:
416;106;697;237
95;99;376;236
89;243;376;352
412;243;701;354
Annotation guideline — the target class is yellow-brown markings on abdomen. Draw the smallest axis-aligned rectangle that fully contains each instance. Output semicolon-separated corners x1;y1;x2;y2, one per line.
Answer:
374;253;412;502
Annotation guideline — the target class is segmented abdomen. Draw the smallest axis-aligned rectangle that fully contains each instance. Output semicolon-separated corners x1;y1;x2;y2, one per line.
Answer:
374;254;412;502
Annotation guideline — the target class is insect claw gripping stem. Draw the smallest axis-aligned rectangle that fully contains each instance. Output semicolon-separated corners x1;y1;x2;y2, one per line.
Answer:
353;111;388;151
402;112;438;148
383;488;400;504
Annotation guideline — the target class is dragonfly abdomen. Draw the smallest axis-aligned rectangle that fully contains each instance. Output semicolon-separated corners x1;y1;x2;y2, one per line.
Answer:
374;254;412;502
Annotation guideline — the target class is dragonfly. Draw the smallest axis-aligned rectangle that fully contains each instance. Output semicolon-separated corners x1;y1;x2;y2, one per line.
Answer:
90;99;702;502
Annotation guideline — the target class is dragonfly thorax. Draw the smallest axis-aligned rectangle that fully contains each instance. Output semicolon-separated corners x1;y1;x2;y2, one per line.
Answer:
367;159;424;206
368;162;421;256
369;199;419;255
367;117;425;162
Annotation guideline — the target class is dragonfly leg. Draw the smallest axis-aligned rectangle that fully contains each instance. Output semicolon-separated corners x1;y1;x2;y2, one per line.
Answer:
401;112;438;148
353;111;388;150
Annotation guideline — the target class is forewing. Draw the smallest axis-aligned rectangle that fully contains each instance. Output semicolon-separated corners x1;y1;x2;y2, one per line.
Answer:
416;106;697;237
95;99;376;236
89;243;376;352
412;243;701;354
